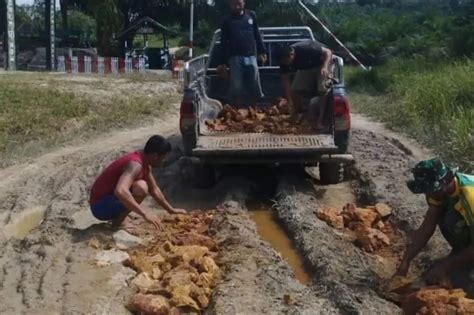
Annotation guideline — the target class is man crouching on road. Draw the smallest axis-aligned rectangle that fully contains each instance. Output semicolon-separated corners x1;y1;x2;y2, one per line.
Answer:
89;135;186;231
393;158;474;289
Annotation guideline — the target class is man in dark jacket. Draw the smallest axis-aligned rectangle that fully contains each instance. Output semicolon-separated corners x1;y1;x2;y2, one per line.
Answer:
217;0;267;106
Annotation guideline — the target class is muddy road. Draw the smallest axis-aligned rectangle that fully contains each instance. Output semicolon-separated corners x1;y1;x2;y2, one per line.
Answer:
0;102;450;314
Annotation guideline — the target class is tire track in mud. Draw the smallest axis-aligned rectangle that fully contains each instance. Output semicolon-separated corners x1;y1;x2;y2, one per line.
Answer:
206;199;338;314
275;172;400;313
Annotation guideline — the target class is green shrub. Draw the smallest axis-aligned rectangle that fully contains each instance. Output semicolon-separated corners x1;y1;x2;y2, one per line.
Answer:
348;59;474;172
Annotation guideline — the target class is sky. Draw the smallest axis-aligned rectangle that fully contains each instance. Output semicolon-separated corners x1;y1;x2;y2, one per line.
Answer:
16;0;34;4
15;0;61;8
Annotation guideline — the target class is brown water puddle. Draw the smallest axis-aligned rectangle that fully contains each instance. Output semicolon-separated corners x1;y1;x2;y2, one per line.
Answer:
4;206;46;239
249;201;311;285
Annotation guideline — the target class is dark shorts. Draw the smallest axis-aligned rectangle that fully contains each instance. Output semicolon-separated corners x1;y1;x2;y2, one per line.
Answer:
90;194;126;221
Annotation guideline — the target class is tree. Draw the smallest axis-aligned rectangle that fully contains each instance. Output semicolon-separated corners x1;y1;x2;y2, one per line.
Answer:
59;0;69;43
0;0;6;39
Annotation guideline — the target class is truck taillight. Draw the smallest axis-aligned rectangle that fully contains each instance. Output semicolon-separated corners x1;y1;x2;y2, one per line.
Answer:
180;89;196;130
179;100;195;130
334;95;350;116
180;100;194;117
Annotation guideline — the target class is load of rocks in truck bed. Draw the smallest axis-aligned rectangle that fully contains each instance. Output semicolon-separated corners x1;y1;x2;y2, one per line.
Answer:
204;98;317;134
314;203;393;253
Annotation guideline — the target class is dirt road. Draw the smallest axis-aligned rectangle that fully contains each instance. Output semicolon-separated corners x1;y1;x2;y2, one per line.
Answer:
0;103;450;314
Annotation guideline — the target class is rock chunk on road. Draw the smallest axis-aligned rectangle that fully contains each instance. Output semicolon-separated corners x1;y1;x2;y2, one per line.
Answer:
131;272;162;293
401;287;474;314
315;207;344;229
375;203;392;218
351;223;390;253
95;249;130;267
113;230;144;250
127;293;170;315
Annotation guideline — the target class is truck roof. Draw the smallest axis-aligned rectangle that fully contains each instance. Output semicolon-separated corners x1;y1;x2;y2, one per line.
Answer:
212;26;316;43
208;26;317;68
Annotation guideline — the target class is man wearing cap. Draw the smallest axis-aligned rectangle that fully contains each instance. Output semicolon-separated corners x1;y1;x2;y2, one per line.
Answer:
393;158;474;286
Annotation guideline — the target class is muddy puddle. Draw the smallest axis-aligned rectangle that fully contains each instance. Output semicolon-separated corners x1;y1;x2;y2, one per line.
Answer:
248;200;311;285
3;206;46;238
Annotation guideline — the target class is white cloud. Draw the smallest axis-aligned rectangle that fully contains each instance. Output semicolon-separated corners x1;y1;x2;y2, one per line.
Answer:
14;0;61;8
16;0;34;5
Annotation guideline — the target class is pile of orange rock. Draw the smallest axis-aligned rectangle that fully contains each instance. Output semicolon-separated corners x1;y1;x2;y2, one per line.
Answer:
387;277;474;314
315;203;393;253
401;287;474;314
204;98;316;134
126;211;219;315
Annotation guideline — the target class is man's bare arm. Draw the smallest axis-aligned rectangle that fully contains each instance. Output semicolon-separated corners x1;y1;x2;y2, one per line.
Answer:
145;167;186;214
320;47;332;77
114;161;148;217
396;205;442;275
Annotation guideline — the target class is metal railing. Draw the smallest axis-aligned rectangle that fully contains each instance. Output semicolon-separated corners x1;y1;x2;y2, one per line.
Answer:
184;54;209;88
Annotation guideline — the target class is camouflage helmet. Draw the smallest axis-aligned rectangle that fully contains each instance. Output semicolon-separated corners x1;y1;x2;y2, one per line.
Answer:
406;158;457;194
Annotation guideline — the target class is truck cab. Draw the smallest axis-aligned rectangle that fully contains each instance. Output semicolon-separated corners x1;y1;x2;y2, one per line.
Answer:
180;27;352;186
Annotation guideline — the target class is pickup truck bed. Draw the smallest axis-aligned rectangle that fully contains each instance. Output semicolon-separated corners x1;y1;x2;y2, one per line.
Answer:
180;27;353;185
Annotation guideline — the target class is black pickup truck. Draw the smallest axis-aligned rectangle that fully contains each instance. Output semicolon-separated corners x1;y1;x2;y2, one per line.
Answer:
179;27;353;186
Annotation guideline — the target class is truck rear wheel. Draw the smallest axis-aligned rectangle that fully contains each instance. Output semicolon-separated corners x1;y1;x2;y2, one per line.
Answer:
182;134;196;156
192;164;216;189
319;162;344;184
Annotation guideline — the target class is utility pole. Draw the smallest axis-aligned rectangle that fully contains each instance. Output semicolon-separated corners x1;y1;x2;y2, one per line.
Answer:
189;0;194;59
6;0;16;70
45;0;56;71
298;0;368;71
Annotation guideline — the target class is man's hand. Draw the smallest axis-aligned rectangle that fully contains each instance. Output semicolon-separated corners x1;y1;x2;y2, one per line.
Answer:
217;64;228;79
425;263;451;287
320;66;330;78
168;208;187;214
258;53;267;65
143;212;163;230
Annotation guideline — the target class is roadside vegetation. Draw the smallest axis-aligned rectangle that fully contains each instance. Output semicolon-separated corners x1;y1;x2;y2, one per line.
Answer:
347;59;474;172
0;73;177;167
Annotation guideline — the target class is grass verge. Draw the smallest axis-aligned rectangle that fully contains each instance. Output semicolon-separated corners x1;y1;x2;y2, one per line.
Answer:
0;73;178;167
347;58;474;172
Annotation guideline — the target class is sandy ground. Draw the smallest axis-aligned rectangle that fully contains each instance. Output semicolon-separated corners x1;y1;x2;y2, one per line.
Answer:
0;101;452;314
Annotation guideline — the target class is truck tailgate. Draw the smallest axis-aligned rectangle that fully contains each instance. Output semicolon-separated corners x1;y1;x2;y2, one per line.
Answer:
193;133;339;156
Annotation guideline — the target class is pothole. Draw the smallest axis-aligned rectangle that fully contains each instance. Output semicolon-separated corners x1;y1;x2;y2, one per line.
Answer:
248;200;311;285
3;206;46;239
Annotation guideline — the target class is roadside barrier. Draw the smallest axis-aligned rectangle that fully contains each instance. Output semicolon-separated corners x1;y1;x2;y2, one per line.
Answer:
57;56;147;74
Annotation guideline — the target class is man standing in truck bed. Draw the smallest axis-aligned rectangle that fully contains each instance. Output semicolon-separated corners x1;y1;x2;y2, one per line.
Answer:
217;0;267;107
277;41;333;129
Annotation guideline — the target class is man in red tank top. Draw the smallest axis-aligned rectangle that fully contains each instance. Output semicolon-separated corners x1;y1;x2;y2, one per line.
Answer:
89;135;186;231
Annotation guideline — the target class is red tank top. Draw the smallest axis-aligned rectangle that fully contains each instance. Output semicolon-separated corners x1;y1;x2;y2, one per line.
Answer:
90;151;148;204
